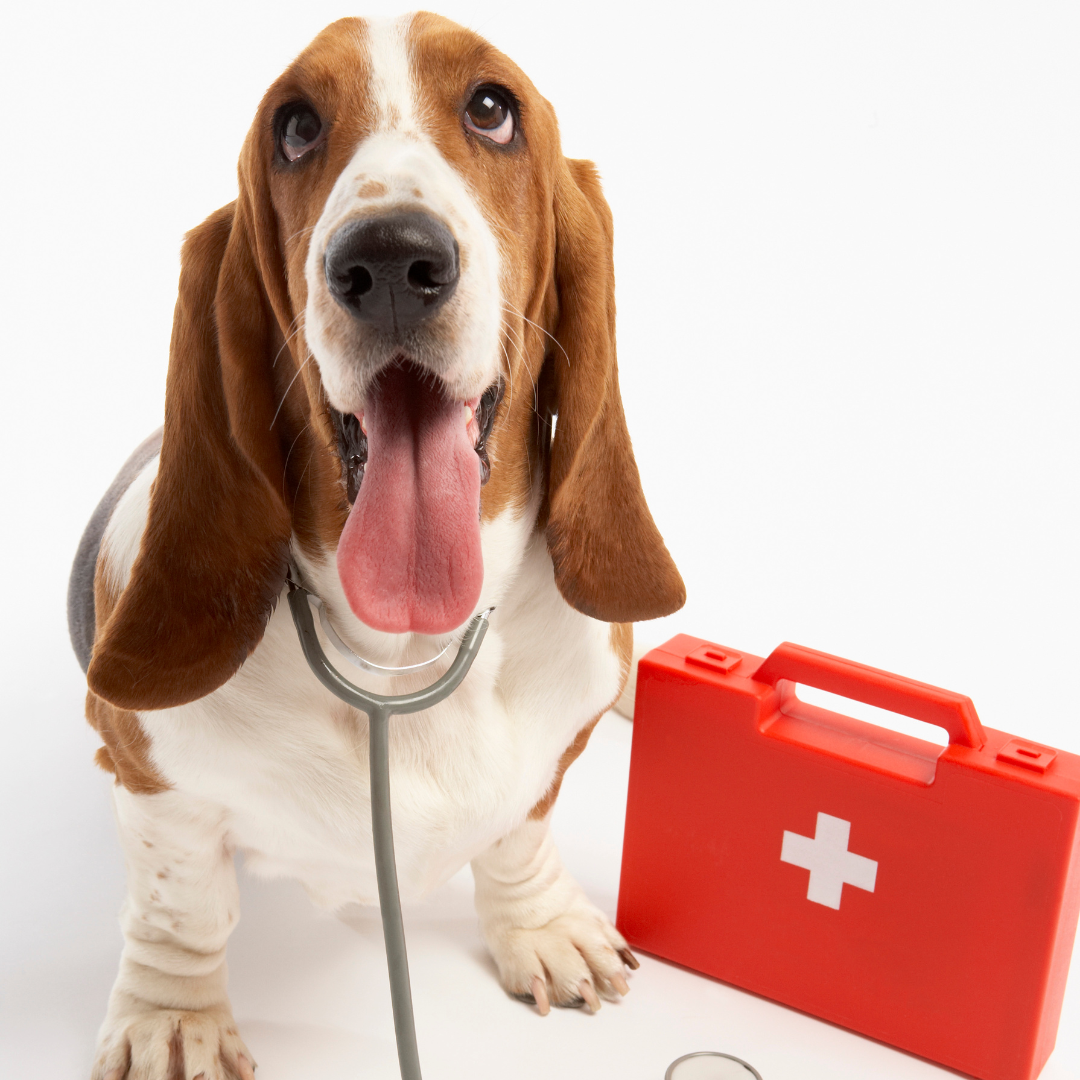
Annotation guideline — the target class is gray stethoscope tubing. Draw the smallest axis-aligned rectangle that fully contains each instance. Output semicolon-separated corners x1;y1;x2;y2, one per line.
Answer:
286;575;492;1080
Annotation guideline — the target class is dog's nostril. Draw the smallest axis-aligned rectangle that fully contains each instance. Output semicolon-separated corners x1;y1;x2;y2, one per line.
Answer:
339;265;374;297
407;260;442;293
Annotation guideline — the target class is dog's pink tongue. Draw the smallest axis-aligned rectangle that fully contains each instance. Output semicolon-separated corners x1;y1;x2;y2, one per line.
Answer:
337;366;482;634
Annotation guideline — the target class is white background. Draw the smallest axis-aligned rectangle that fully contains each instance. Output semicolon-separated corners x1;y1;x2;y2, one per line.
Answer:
1;2;1078;1078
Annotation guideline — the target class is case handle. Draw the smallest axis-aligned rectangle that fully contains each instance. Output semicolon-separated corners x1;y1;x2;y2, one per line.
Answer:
753;642;986;749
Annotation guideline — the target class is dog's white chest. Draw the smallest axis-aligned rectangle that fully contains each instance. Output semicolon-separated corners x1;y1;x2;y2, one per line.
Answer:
137;534;622;909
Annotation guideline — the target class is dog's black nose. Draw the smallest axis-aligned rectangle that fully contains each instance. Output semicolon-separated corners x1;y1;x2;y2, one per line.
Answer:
323;212;460;332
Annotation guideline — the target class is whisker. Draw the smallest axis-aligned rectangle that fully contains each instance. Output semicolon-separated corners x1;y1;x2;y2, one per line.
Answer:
292;449;316;513
499;340;514;412
502;322;529;398
500;315;549;425
282;421;312;499
501;315;535;385
270;352;314;431
285;224;317;247
273;312;307;369
502;301;570;370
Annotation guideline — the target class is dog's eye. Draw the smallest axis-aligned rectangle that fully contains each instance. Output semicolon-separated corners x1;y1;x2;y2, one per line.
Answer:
280;104;325;162
464;87;514;145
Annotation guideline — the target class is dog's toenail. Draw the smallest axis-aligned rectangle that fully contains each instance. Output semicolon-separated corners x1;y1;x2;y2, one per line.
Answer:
531;975;551;1016
579;979;602;1012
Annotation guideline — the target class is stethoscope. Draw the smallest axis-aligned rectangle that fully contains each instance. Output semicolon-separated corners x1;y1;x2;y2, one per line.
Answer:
286;568;762;1080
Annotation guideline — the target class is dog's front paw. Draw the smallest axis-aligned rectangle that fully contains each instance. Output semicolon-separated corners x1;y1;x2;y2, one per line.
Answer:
483;900;638;1015
92;1001;255;1080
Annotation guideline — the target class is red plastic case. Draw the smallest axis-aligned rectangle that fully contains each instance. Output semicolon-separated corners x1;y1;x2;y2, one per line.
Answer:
618;636;1080;1080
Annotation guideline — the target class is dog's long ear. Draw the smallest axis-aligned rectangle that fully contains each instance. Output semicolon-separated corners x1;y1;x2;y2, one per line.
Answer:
544;159;685;622
87;188;293;711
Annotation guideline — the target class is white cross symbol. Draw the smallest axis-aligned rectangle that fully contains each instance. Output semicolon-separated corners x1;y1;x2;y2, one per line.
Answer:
780;812;878;910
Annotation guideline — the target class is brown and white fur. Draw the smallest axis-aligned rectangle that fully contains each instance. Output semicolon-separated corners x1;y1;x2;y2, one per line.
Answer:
71;14;684;1080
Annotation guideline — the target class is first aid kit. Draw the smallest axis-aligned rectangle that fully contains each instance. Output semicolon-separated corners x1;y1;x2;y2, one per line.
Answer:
618;636;1080;1080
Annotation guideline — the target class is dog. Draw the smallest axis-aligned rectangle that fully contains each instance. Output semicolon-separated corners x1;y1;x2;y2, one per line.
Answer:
69;13;685;1079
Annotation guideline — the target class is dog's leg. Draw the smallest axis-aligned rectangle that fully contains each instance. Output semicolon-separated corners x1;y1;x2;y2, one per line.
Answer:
471;815;636;1014
92;786;254;1080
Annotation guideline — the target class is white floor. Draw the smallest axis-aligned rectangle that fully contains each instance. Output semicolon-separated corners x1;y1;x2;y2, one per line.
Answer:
2;661;1077;1080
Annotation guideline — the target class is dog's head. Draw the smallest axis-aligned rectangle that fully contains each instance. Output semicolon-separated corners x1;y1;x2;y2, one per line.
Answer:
88;14;685;710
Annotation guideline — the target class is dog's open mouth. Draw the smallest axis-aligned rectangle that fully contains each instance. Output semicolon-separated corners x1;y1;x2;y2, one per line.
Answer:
332;362;502;635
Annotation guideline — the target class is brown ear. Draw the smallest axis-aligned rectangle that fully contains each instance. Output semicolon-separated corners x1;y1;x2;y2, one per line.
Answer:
544;159;685;622
87;192;293;710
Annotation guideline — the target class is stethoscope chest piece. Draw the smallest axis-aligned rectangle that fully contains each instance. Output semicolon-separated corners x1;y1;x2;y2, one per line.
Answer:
665;1052;763;1080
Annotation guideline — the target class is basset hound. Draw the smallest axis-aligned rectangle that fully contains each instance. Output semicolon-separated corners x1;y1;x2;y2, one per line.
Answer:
68;13;684;1080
